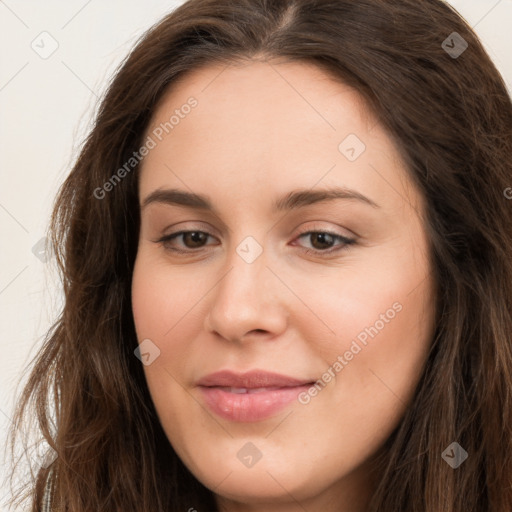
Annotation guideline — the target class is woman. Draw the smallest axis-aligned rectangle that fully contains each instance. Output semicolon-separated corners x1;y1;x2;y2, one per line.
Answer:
9;0;512;510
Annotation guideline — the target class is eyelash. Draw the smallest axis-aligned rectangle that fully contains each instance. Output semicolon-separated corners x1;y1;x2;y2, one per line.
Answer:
154;229;356;256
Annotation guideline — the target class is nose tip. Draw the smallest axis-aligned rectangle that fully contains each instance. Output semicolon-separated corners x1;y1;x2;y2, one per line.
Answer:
203;252;288;344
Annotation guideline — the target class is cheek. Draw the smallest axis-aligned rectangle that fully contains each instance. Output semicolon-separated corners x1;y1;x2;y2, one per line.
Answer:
309;257;434;429
285;263;434;477
131;249;201;340
131;250;208;395
131;254;198;438
281;244;433;366
287;240;435;420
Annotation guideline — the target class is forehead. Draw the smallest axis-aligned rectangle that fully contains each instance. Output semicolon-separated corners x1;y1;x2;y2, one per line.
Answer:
145;58;375;148
139;59;420;216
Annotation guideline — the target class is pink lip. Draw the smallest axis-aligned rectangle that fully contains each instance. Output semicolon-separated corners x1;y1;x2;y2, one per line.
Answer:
196;370;314;423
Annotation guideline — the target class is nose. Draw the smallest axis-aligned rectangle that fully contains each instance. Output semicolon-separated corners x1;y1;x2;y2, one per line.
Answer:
204;240;289;344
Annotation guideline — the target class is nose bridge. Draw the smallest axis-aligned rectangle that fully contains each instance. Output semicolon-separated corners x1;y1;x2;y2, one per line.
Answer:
217;234;270;310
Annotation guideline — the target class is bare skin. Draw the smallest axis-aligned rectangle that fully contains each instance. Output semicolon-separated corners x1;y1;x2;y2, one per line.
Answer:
131;58;436;512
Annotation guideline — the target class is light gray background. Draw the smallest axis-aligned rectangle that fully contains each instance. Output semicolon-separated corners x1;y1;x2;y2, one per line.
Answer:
1;0;511;507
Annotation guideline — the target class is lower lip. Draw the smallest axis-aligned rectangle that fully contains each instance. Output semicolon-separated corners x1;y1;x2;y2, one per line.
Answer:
198;385;311;422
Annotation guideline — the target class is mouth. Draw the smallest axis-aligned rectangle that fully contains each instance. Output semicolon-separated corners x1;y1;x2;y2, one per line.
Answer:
213;386;296;394
196;370;315;423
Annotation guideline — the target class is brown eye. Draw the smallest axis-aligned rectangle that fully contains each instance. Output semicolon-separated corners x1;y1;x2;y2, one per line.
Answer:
309;232;336;250
295;231;356;255
155;229;355;256
157;230;216;253
180;231;209;248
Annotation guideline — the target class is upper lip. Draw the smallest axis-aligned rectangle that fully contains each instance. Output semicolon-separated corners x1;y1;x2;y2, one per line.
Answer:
196;370;314;389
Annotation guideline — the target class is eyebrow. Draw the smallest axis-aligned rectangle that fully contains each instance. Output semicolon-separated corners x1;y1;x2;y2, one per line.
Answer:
141;186;380;213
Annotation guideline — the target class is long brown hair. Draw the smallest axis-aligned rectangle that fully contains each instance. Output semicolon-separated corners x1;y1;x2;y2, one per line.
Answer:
8;0;512;510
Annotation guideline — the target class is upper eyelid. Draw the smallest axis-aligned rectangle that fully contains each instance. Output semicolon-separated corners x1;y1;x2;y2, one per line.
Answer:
160;225;353;239
158;228;355;247
159;218;356;237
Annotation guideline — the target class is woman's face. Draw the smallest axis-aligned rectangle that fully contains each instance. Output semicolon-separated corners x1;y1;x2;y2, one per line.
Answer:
132;60;435;511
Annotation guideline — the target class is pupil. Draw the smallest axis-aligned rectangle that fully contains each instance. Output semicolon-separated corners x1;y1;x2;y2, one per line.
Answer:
186;232;205;247
313;233;333;249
